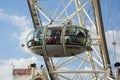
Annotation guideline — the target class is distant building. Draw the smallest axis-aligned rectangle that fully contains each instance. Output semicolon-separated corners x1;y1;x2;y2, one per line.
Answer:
12;64;48;80
12;69;32;80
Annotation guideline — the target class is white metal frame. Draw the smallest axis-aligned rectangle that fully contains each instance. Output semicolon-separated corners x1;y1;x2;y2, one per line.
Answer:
28;0;113;80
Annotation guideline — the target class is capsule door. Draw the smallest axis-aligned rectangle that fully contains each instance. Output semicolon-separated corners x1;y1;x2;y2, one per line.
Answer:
45;27;64;57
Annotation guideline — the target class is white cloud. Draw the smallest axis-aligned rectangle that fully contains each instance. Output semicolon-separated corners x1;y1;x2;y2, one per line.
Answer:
9;15;30;29
9;15;33;53
0;9;4;12
18;30;32;52
0;57;42;80
105;30;120;61
0;9;33;53
0;9;7;19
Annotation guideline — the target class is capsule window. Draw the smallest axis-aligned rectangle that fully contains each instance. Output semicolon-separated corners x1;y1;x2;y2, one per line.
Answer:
26;27;43;48
65;26;90;46
46;28;62;44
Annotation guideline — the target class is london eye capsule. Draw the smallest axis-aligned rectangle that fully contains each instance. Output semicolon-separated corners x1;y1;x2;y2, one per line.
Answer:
26;24;92;57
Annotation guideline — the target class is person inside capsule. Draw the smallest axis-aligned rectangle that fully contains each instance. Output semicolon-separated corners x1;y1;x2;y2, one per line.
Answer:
65;26;88;46
46;29;61;44
27;25;91;48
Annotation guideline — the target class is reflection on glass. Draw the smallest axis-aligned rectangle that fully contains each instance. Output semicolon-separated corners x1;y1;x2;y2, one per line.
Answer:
65;26;91;46
46;28;61;44
26;27;43;48
26;25;91;47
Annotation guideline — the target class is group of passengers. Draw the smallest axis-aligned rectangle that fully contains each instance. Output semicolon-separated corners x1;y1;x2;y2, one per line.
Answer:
27;28;87;47
46;30;61;44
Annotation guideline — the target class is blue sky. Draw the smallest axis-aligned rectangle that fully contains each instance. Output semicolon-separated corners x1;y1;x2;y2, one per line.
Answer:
0;1;42;79
0;0;31;59
0;0;120;80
